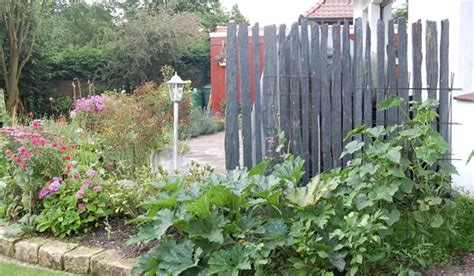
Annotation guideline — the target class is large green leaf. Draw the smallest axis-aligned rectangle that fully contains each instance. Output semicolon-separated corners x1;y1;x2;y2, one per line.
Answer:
386;146;402;163
377;95;404;111
341;141;365;158
186;211;228;244
430;214;444;228
287;176;338;208
207;245;252;275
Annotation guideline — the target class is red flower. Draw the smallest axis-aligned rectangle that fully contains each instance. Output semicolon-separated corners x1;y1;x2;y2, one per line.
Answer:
5;149;11;156
21;163;27;169
59;145;67;151
51;141;57;148
15;157;22;164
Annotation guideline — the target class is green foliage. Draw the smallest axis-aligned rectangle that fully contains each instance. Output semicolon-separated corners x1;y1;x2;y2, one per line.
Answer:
183;109;224;138
131;99;457;275
451;193;474;252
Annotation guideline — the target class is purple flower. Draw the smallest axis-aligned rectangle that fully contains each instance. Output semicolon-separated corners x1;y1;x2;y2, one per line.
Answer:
48;178;61;193
38;188;50;199
75;187;85;199
86;169;97;177
78;202;86;211
82;178;92;186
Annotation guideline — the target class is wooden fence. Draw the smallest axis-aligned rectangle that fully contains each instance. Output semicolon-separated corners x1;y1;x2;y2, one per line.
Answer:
224;18;452;178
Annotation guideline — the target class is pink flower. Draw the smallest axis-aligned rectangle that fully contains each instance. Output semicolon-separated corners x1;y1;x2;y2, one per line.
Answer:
71;144;77;149
21;163;27;169
59;145;67;151
75;187;85;198
72;171;80;179
18;146;31;158
5;149;11;156
51;141;57;148
78;203;86;211
92;185;101;192
86;169;97;177
31;120;41;128
14;157;22;164
38;188;50;199
82;178;92;186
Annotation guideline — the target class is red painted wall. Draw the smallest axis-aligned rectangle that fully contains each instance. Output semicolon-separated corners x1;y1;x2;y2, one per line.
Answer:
210;29;265;114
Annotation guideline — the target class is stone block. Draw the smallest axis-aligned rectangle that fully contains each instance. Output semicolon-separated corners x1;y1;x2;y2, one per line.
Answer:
14;237;47;264
63;246;104;274
0;227;20;257
91;249;137;276
38;240;78;270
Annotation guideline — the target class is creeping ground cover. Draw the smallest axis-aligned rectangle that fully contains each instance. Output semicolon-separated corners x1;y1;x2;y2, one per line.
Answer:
129;98;472;275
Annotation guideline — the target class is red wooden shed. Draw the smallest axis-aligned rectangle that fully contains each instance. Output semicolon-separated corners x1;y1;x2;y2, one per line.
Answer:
209;26;265;114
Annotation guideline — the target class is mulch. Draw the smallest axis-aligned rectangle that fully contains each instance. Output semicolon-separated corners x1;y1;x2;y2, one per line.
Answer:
424;253;474;275
79;217;158;258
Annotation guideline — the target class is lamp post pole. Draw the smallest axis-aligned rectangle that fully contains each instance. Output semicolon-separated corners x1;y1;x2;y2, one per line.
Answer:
173;100;179;171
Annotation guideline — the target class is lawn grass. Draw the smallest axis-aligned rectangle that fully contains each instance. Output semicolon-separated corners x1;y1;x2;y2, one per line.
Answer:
0;259;68;276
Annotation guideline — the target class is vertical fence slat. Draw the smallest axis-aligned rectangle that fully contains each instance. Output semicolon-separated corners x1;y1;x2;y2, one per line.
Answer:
342;20;353;166
331;23;342;167
376;20;385;126
278;24;289;145
426;20;439;130
320;24;332;171
310;22;321;174
386;19;398;128
239;23;252;168
225;22;240;170
252;23;262;164
263;25;278;155
290;23;302;157
300;19;311;179
354;18;363;141
364;23;372;139
439;19;450;143
412;20;423;103
398;18;409;120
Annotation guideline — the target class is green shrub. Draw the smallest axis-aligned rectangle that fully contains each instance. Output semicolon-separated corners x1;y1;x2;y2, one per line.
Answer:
130;97;457;275
183;108;224;138
451;193;474;252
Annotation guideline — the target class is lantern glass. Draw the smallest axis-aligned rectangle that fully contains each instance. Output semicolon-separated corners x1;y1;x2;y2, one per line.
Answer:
166;73;186;102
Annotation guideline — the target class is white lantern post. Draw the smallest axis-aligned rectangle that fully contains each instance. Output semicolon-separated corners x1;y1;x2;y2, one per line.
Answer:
166;72;186;171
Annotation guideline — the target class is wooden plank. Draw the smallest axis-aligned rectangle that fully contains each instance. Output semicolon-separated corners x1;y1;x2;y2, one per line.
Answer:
342;20;353;166
278;24;289;146
290;22;302;157
225;22;240;170
353;18;363;138
412;20;423;103
239;23;252;168
310;22;321;174
398;18;409;121
300;19;311;179
386;19;398;129
320;24;331;171
252;23;263;164
263;25;279;156
364;23;372;144
426;20;439;130
439;19;450;143
376;20;385;126
331;23;342;168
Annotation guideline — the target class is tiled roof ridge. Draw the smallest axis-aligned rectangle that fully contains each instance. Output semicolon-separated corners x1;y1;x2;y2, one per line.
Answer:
305;0;353;18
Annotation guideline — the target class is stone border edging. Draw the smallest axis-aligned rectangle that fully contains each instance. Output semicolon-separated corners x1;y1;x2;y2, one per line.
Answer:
0;226;138;275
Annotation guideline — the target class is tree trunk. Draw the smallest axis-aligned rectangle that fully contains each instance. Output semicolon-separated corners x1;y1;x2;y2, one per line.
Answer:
5;81;19;115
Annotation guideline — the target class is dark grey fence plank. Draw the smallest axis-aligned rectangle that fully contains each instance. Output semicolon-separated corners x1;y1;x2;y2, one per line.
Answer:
320;24;331;171
225;22;240;170
310;22;321;174
278;24;289;145
386;19;398;128
426;20;439;130
439;19;449;143
342;20;353;166
252;23;262;164
300;19;311;179
331;23;342;167
398;18;409;120
364;23;372;138
412;20;423;103
353;18;363;137
239;23;252;168
376;20;385;126
290;23;302;157
263;25;279;156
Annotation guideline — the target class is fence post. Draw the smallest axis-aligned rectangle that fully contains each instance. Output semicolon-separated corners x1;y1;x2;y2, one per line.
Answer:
398;18;409;120
353;18;363;138
376;20;386;126
439;19;450;144
278;24;290;151
320;24;332;171
331;23;343;168
262;25;278;156
364;23;373;142
252;23;263;164
426;20;439;130
310;22;321;174
239;23;253;168
290;22;302;157
225;22;240;170
386;20;398;131
412;20;423;103
300;19;311;180
342;20;353;166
